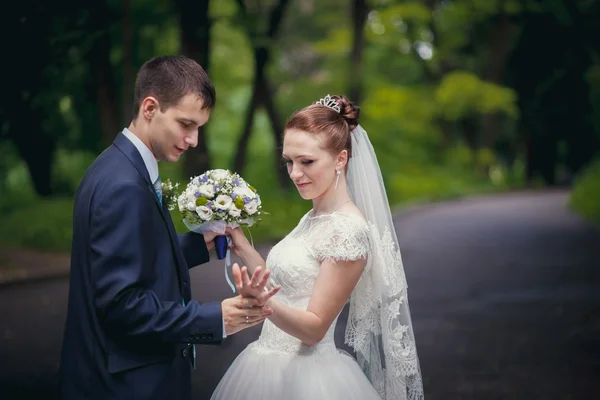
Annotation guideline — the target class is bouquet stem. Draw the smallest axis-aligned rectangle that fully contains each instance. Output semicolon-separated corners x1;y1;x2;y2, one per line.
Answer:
214;235;228;260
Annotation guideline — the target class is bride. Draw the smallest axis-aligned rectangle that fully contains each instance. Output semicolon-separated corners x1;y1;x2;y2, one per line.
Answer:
212;94;423;400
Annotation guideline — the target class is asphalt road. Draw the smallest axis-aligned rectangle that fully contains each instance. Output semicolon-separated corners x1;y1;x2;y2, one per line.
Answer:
1;190;598;399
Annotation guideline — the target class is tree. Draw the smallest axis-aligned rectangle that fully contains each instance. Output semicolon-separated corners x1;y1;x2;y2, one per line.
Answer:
348;0;369;104
0;1;60;196
176;0;214;177
232;0;291;188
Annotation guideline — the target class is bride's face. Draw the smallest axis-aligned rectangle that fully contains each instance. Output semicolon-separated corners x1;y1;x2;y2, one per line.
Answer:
282;129;339;200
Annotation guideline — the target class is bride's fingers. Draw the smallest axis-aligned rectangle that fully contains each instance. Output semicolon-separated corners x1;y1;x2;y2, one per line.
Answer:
260;285;280;302
249;266;263;287
241;266;252;287
257;269;271;288
232;263;243;290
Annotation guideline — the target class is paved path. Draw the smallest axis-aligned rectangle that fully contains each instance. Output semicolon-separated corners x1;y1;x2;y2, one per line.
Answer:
0;190;598;399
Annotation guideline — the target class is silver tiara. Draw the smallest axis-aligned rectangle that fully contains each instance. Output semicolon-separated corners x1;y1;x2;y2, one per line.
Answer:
316;94;341;113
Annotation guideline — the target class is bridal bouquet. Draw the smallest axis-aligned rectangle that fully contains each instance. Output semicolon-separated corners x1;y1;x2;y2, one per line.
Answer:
177;169;264;260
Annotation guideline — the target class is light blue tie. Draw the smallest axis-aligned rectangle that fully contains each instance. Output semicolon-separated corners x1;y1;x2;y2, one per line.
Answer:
153;176;163;207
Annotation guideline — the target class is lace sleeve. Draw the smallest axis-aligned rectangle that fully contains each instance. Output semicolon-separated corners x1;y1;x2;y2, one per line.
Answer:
310;214;370;262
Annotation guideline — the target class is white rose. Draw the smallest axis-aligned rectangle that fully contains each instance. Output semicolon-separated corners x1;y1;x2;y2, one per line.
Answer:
187;201;196;211
198;184;215;198
215;195;233;210
244;201;258;215
211;169;230;181
196;206;213;221
233;186;256;200
229;207;242;218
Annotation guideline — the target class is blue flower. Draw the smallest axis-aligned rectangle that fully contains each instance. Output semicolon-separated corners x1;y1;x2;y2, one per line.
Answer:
194;192;201;198
199;175;209;183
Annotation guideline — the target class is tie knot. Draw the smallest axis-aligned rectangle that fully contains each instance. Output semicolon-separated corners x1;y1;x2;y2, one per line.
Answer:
153;176;163;206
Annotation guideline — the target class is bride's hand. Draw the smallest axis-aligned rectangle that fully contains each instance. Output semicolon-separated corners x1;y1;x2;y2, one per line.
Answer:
226;227;251;257
232;263;280;306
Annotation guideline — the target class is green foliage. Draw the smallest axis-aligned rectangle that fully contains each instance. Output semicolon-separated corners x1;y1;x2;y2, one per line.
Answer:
52;148;97;196
569;157;600;225
1;0;541;254
0;198;74;252
435;71;519;120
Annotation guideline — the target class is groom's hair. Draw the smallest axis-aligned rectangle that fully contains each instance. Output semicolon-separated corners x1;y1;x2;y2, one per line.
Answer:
131;55;216;121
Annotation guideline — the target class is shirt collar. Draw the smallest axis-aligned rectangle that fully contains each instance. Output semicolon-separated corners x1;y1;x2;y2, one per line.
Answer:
122;127;159;183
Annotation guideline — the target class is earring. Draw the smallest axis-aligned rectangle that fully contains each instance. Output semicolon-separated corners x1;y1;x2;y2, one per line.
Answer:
335;169;341;190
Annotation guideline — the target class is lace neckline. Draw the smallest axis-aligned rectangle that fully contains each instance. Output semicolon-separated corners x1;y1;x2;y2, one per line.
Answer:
305;209;365;222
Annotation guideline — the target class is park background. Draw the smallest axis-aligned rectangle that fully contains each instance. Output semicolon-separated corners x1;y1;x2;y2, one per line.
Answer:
0;1;599;399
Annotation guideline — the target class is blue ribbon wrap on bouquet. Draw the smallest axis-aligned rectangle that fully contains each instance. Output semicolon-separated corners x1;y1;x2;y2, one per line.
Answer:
183;220;237;293
214;235;228;259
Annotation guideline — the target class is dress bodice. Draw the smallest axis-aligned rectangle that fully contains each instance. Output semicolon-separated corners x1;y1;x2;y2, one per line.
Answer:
249;211;369;357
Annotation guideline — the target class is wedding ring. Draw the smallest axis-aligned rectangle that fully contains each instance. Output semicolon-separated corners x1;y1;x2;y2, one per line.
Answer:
245;316;249;323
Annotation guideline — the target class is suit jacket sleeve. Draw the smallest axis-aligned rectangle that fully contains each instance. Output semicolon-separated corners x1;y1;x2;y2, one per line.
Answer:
178;232;210;269
90;180;223;344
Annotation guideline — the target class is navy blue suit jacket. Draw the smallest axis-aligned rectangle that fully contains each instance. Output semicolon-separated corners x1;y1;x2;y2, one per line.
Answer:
58;133;223;399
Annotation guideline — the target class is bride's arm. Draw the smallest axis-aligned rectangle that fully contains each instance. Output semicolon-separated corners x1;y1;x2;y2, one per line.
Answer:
242;257;366;347
229;227;266;276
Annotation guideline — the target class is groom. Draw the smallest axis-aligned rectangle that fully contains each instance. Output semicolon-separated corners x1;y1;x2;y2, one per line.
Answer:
58;55;275;400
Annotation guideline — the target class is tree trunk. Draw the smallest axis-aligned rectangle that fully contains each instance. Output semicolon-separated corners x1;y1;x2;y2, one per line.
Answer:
177;0;212;176
233;81;260;175
91;26;121;147
233;0;290;186
481;8;513;150
348;0;368;104
461;117;479;150
9;108;55;197
262;78;288;187
121;0;134;126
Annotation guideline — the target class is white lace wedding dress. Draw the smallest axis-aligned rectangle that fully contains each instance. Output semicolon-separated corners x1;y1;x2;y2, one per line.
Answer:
211;210;382;400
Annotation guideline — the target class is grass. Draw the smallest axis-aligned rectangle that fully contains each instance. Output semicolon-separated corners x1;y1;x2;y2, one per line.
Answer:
569;157;600;225
0;197;75;253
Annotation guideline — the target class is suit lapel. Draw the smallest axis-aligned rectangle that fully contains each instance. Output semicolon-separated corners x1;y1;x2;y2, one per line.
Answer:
160;203;192;300
113;133;186;294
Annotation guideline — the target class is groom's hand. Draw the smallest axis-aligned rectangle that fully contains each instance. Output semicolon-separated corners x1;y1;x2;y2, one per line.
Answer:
221;295;272;336
232;263;280;306
203;230;219;250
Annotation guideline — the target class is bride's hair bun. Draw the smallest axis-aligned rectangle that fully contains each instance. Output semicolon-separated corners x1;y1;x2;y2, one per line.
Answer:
331;95;360;130
283;94;361;164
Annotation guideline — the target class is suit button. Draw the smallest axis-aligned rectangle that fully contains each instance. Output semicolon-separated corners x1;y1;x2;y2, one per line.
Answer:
182;348;188;358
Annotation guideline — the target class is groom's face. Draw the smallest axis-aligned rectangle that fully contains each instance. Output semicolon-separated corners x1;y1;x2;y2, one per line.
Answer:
148;93;211;162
